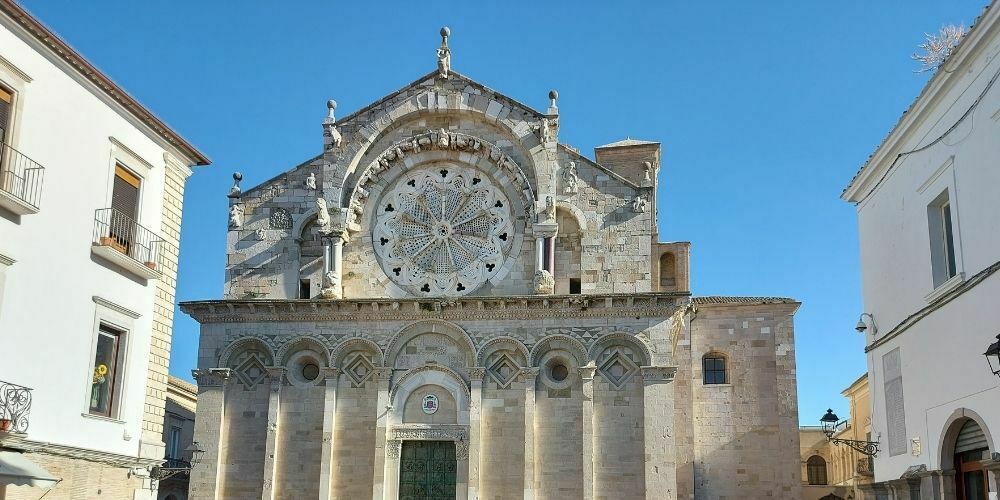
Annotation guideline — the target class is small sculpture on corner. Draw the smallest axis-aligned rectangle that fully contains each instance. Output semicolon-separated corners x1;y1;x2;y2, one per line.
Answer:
631;194;647;213
305;172;317;190
563;161;578;194
228;204;244;229
533;270;554;295
437;27;452;79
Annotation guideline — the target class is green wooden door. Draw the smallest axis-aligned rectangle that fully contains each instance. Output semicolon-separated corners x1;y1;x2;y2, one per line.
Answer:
399;440;457;500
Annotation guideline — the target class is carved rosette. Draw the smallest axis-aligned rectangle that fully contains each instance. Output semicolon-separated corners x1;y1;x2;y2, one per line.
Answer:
373;165;514;297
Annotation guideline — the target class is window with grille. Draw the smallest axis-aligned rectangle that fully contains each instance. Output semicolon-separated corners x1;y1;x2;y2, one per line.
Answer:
702;355;727;385
807;455;828;485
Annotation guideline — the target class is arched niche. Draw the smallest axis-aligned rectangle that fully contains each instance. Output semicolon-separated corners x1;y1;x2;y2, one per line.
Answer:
218;337;274;368
295;214;325;298
331;337;384;367
588;332;652;367
389;365;471;426
554;207;582;294
529;334;588;367
384;320;476;370
476;336;529;367
401;384;458;424
659;251;677;291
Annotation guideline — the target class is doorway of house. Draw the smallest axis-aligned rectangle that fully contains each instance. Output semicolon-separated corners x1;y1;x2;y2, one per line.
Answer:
399;440;457;500
954;419;991;500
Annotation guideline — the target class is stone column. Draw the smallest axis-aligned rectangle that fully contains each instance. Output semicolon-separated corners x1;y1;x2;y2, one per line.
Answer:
534;237;545;272
318;368;340;500
641;366;677;500
522;368;539;500
371;367;392;500
190;368;230;500
580;364;596;500
262;367;286;500
321;231;346;299
467;367;487;500
545;237;555;273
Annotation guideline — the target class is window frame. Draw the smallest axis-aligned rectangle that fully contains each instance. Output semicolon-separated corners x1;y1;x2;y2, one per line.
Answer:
89;323;124;418
0;59;30;149
84;296;140;422
104;138;154;226
702;353;728;385
920;162;965;298
806;455;828;485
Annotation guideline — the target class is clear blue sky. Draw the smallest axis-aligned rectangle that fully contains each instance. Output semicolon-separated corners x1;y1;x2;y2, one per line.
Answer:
25;1;986;425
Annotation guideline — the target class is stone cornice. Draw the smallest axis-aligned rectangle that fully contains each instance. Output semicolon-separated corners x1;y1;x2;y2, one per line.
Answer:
180;292;690;324
12;437;161;468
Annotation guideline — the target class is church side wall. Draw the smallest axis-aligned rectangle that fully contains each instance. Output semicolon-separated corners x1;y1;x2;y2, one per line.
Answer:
688;302;801;500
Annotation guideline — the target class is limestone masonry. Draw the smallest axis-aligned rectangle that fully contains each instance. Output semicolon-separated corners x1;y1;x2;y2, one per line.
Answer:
181;28;802;500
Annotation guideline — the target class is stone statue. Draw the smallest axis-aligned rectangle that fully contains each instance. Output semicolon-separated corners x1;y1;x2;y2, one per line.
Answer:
305;172;317;190
563;161;578;194
228;172;243;198
316;198;330;230
228;204;244;229
321;270;342;299
632;194;647;213
540;118;553;143
642;161;654;187
533;270;554;295
325;100;342;148
437;27;451;79
543;196;556;222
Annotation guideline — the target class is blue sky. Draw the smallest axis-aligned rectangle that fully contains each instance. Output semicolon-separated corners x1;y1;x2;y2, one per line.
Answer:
25;1;986;425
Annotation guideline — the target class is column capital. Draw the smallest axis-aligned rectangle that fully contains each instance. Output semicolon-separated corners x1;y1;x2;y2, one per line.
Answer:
520;367;540;380
321;367;341;380
579;364;597;380
467;367;488;380
640;366;677;383
532;222;558;238
192;368;231;387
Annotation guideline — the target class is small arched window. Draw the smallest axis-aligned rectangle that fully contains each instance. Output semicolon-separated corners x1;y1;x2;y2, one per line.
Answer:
659;252;676;290
702;354;727;385
807;455;828;485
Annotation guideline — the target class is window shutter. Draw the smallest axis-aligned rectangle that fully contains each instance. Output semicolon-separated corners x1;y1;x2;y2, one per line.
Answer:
955;419;988;453
112;165;140;219
0;87;11;140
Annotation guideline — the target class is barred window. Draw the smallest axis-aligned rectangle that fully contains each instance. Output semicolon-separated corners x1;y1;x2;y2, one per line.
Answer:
807;455;828;485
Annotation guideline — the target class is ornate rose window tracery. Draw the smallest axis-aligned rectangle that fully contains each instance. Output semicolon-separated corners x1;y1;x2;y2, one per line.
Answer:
373;164;514;297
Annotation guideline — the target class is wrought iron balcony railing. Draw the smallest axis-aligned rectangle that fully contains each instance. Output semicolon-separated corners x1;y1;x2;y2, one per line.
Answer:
857;456;874;477
92;208;164;279
0;140;45;214
0;380;33;434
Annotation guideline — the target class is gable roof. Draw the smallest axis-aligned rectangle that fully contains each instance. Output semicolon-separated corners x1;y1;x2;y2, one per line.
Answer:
596;138;659;149
0;0;210;165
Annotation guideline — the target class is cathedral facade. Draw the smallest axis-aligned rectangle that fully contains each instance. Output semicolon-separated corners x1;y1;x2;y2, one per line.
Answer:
181;29;802;500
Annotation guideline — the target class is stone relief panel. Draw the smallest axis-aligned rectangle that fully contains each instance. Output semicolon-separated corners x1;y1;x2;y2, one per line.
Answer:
392;333;468;371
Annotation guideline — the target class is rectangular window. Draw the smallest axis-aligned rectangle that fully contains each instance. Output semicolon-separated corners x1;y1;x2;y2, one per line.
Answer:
112;164;141;219
0;86;11;142
702;356;727;384
89;324;122;417
299;279;311;299
927;190;958;288
569;278;581;294
167;426;182;459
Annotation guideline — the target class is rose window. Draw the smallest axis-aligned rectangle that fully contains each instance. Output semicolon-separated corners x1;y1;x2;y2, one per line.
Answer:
373;165;513;296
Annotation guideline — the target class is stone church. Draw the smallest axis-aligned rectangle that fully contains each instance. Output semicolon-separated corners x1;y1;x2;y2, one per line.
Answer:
181;28;802;500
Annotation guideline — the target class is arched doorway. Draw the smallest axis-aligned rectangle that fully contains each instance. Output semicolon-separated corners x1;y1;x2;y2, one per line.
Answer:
946;417;992;500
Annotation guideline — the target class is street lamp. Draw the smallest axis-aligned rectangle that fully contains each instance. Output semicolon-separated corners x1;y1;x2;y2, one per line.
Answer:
820;409;879;457
985;333;1000;379
855;313;877;336
148;441;206;481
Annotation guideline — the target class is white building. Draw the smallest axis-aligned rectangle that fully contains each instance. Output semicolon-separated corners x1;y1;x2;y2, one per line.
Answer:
842;2;1000;498
0;0;209;498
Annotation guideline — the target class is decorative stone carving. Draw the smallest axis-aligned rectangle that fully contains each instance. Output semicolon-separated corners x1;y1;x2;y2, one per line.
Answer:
533;270;554;295
372;165;514;297
386;439;402;459
315;198;331;231
228;172;242;198
563;161;578;194
324;100;342;148
269;208;292;229
642;161;654;187
254;228;266;240
228;204;244;229
305;172;317;190
542;195;556;222
539;118;553;144
320;270;341;299
390;425;468;444
456;439;470;460
466;367;487;380
640;365;677;382
437;27;451;79
192;368;231;388
547;89;559;115
631;194;647;213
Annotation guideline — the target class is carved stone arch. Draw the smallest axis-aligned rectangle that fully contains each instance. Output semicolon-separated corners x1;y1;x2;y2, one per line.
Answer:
276;335;330;367
476;336;530;366
343;132;537;233
331;337;384;367
291;209;320;241
588;332;652;367
341;106;542;200
219;336;275;368
938;407;995;470
555;201;588;232
389;364;471;409
529;334;588;367
384;320;476;368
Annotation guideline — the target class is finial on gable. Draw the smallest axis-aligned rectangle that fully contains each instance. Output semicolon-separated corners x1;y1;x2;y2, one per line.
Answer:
437;27;452;79
326;100;337;123
324;100;342;148
548;89;559;115
228;171;243;198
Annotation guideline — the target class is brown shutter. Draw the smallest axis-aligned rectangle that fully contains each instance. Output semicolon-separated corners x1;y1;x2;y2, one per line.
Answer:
112;165;140;219
0;87;11;141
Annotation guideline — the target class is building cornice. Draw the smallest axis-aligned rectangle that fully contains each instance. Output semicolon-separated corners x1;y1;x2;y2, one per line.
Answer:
92;295;141;319
9;437;161;468
0;52;31;82
842;2;999;202
0;0;210;166
0;252;15;266
180;293;692;324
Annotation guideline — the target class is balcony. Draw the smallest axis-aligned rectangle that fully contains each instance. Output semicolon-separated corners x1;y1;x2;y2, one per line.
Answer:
0;140;45;215
0;380;32;435
91;208;163;280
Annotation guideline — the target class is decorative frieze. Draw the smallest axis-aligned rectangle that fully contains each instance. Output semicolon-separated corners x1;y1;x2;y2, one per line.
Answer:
639;366;677;383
